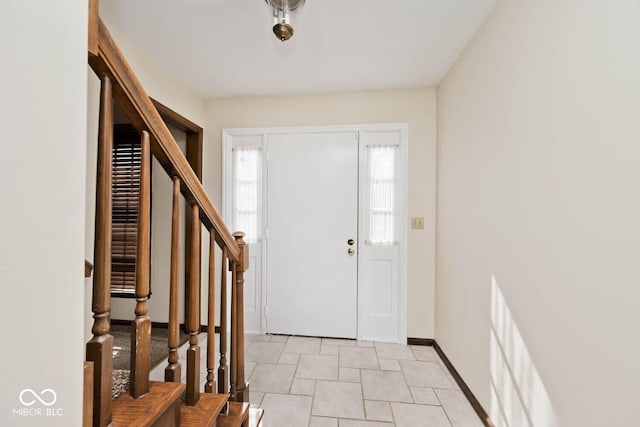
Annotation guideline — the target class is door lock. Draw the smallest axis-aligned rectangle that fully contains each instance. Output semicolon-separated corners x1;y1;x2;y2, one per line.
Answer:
347;239;355;246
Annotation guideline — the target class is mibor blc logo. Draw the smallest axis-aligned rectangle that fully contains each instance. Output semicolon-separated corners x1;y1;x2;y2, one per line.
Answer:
13;389;63;417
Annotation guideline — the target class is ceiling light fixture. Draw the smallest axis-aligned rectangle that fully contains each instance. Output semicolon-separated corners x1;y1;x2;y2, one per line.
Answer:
265;0;305;42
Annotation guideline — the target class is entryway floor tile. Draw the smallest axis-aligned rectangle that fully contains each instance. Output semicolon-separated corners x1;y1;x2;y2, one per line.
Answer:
183;334;487;426
261;393;312;426
313;380;365;419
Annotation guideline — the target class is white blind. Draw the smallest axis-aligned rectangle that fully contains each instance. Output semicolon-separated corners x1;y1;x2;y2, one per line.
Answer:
233;147;261;242
367;145;397;245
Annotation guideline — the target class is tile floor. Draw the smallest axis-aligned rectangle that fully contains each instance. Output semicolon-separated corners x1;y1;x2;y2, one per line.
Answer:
149;333;484;427
244;334;483;427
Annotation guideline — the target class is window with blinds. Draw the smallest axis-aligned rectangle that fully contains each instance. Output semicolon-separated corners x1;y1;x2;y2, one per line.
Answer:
232;147;261;243
111;125;146;296
367;144;398;245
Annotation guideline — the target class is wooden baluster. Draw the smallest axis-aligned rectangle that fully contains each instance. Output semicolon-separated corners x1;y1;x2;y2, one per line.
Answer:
233;232;250;402
205;230;216;393
185;203;201;406
86;74;114;427
229;260;238;400
130;130;151;398
165;177;181;382
184;180;201;351
217;249;229;395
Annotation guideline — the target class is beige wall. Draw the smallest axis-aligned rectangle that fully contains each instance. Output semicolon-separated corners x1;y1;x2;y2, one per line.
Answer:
101;24;206;126
0;0;87;424
437;1;640;426
205;89;437;338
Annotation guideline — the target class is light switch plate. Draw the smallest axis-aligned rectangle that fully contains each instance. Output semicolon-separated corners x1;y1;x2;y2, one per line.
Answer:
411;217;424;230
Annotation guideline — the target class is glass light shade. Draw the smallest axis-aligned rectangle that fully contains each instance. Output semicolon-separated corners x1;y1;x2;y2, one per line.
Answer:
265;0;305;12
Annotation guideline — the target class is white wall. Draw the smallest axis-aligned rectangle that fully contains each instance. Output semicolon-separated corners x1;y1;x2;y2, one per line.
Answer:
436;1;640;426
205;89;437;338
0;1;87;425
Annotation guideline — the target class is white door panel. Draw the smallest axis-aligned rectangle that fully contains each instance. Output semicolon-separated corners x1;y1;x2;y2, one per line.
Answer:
227;136;263;334
243;241;261;333
266;132;358;338
358;130;401;342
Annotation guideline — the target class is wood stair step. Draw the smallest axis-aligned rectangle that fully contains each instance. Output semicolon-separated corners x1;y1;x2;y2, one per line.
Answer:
111;381;184;427
216;402;250;427
180;393;229;427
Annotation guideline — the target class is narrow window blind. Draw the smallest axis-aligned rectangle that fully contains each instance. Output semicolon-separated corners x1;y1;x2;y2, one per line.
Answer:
367;145;398;245
111;126;142;295
233;147;261;242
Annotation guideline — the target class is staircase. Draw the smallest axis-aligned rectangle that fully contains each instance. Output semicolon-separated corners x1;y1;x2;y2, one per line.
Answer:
84;1;262;425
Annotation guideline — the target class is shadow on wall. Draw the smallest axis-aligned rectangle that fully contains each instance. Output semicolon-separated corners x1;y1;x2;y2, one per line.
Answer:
489;275;559;427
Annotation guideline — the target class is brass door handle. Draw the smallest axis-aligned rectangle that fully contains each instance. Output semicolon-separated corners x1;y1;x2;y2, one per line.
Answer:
348;248;355;255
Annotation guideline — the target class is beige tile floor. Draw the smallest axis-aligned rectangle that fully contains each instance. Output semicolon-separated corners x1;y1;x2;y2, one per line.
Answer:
149;333;484;427
244;334;483;427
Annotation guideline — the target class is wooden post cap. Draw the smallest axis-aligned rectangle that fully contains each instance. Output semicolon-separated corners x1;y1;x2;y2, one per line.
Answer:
232;232;249;271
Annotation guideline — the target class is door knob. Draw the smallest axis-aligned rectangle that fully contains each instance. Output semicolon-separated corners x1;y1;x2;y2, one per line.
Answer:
348;248;355;255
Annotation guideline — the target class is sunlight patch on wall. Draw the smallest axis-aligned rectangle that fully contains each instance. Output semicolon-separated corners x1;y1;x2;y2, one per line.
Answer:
490;275;559;427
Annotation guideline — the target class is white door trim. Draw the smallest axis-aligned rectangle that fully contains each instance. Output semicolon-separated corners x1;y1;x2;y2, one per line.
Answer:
222;124;408;343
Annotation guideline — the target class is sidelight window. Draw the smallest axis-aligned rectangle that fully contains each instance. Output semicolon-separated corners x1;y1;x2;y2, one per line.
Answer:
232;147;261;242
367;144;398;245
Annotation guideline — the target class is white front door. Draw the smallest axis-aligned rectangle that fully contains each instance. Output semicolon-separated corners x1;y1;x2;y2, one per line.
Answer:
266;131;358;338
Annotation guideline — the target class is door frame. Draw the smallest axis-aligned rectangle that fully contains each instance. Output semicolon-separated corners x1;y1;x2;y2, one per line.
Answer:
222;124;408;343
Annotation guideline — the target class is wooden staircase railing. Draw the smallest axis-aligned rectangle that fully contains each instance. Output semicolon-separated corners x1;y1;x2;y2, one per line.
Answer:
86;6;253;427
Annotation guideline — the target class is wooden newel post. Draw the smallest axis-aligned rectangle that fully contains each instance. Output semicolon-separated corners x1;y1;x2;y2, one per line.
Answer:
86;74;114;427
232;232;250;402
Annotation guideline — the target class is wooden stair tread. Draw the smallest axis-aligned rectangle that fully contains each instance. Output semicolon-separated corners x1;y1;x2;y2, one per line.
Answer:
217;402;250;427
111;381;184;426
249;407;264;427
180;393;229;427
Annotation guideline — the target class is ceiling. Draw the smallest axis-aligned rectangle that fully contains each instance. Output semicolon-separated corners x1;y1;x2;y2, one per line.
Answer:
101;0;497;98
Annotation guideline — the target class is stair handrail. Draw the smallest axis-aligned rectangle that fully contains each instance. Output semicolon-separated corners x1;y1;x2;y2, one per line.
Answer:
85;10;249;427
89;18;241;264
